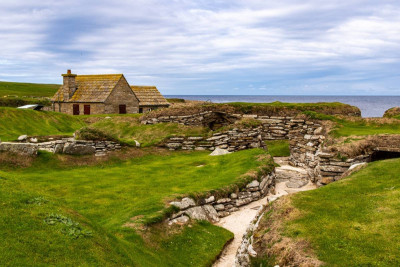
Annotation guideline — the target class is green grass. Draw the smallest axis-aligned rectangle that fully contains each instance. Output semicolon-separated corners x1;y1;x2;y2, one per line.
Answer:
283;159;400;266
305;111;400;137
0;81;59;97
332;121;400;137
0;149;269;266
0;107;85;141
85;116;210;146
265;140;290;157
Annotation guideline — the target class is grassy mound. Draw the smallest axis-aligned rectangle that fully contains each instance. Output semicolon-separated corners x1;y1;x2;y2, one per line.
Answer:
0;107;85;141
83;115;210;146
0;81;59;97
253;158;400;266
383;107;400;118
0;149;271;266
144;101;361;119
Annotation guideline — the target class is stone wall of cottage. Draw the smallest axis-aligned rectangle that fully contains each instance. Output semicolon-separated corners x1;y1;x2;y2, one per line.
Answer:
52;102;105;115
104;76;139;114
167;173;276;225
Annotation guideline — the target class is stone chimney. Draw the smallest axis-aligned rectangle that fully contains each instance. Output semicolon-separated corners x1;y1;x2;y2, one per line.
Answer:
61;69;77;101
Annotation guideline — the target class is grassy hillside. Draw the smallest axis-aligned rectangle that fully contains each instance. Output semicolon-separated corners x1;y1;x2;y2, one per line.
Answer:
253;158;400;266
0;107;85;141
0;81;59;97
0;149;272;266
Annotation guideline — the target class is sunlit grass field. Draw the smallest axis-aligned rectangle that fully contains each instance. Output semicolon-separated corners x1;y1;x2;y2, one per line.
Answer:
0;149;270;266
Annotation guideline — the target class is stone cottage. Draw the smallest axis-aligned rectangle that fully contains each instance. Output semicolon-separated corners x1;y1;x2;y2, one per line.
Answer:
131;86;170;113
51;70;169;115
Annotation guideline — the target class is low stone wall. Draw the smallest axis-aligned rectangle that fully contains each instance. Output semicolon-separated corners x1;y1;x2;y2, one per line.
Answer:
167;173;276;225
0;139;121;156
37;138;121;156
0;142;39;156
315;152;370;186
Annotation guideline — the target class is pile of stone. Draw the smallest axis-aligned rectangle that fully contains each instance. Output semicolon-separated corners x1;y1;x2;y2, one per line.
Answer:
168;174;275;225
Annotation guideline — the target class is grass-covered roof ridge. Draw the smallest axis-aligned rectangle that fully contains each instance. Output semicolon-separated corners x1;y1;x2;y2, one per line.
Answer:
144;101;361;119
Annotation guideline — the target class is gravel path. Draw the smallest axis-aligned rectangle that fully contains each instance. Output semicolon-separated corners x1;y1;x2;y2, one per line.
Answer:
213;158;316;267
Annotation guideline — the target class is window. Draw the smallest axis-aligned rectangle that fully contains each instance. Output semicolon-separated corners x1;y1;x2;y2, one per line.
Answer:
119;104;127;114
84;105;90;115
139;108;143;113
73;104;79;115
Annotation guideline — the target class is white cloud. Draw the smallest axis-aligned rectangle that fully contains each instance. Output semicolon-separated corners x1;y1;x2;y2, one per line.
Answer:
0;0;400;94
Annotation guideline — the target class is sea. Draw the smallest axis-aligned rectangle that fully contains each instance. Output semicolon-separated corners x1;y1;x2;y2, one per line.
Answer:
165;95;400;118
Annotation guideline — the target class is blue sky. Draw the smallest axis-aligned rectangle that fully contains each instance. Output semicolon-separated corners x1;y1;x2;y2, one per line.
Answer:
1;0;400;95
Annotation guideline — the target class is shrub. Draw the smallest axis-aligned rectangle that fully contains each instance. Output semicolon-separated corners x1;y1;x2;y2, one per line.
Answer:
75;127;118;142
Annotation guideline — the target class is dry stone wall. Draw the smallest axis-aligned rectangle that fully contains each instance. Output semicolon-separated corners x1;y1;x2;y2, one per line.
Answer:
0;142;39;156
142;111;305;140
37;138;121;156
288;121;326;169
160;114;321;152
167;173;276;225
315;152;370;186
165;128;264;152
0;138;121;156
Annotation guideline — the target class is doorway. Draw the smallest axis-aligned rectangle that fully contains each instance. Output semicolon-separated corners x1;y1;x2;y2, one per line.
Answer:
73;104;79;115
119;104;127;114
84;105;91;115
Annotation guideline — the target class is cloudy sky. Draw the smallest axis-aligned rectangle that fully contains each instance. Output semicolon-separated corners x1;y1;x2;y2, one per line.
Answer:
1;0;400;95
